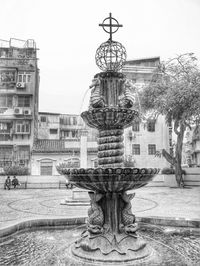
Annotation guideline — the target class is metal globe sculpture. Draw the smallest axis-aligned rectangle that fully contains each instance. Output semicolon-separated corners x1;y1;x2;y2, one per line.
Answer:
95;40;127;72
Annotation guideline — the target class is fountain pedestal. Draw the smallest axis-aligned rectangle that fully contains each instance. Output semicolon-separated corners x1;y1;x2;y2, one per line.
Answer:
71;191;153;264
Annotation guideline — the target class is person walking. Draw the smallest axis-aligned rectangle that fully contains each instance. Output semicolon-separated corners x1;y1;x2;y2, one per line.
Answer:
4;176;11;190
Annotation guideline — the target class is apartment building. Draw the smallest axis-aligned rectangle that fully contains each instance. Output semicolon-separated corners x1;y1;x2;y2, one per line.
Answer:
0;38;39;170
31;112;98;175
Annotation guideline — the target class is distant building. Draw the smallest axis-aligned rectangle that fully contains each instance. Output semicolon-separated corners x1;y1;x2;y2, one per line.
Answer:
182;125;200;167
31;112;98;175
122;57;171;168
38;112;60;140
0;38;39;170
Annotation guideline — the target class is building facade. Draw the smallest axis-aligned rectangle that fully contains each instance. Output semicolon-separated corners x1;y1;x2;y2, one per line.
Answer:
182;125;200;167
31;112;98;175
122;57;170;168
0;38;39;171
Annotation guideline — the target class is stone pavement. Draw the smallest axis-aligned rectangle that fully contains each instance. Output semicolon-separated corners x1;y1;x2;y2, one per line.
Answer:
0;187;200;229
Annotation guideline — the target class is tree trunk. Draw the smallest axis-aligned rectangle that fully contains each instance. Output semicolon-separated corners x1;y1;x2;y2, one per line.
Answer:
174;122;185;187
161;120;186;188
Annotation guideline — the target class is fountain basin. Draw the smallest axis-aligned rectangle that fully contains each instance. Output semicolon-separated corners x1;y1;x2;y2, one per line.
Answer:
0;224;199;266
81;107;139;130
61;167;159;193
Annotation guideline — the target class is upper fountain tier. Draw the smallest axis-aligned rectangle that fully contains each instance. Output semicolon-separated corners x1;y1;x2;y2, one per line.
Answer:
81;71;139;130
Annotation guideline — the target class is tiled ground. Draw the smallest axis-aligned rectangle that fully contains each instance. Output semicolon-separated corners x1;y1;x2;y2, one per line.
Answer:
0;186;200;229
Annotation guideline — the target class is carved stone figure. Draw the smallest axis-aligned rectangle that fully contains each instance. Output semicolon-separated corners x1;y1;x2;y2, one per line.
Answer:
118;79;136;108
120;192;138;235
89;77;105;109
87;192;104;234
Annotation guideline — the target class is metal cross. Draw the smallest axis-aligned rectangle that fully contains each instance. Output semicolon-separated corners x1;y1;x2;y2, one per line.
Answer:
99;13;123;41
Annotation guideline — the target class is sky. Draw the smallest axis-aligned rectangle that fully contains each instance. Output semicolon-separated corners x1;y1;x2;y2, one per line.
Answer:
1;0;200;115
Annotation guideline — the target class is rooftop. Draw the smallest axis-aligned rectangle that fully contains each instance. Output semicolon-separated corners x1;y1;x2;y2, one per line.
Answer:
0;38;36;49
32;139;97;153
125;56;160;67
32;139;72;153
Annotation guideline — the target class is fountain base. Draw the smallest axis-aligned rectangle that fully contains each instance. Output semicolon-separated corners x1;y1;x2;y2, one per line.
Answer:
70;231;155;265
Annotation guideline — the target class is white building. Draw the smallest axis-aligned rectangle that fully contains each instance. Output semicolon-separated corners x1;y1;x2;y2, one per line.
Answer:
122;57;171;168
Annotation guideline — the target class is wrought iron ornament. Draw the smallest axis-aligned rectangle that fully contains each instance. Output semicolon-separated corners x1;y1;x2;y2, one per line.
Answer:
96;13;127;72
99;12;123;42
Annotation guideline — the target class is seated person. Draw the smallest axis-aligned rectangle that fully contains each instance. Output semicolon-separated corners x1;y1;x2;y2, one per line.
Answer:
12;176;20;188
4;176;11;190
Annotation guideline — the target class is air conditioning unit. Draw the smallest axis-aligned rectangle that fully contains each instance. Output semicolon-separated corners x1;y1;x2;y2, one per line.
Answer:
14;107;23;115
23;108;32;115
19;159;25;165
16;82;26;89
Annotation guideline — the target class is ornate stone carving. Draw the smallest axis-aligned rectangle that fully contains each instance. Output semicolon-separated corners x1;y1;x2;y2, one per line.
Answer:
87;192;104;234
119;79;136;108
89;77;105;109
120;192;138;236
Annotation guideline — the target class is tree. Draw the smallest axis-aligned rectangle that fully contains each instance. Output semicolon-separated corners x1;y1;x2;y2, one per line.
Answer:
139;53;200;187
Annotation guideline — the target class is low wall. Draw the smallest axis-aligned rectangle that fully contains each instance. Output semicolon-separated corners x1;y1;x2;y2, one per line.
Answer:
183;168;200;186
0;169;199;189
0;175;66;189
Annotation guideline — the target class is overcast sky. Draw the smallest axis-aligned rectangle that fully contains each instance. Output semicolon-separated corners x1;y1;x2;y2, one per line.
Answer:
1;0;200;114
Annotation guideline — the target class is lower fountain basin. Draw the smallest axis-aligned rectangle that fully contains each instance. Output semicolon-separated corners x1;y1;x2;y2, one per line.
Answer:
60;168;160;192
0;225;199;266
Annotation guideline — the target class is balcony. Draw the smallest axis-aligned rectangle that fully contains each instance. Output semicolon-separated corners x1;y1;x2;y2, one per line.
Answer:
0;134;12;141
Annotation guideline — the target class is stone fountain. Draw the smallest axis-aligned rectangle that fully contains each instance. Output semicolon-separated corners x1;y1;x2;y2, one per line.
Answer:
59;13;159;265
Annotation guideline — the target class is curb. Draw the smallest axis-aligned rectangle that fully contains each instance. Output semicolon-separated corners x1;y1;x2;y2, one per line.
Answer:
0;216;200;240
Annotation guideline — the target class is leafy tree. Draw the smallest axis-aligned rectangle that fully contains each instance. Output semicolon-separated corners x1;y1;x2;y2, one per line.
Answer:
139;53;200;187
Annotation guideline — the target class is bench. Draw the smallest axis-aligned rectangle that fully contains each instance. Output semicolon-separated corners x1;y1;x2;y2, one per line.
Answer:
59;181;75;189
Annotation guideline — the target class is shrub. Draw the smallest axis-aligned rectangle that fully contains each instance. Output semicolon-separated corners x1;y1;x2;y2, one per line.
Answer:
161;167;186;175
161;167;175;174
3;165;30;176
123;155;135;167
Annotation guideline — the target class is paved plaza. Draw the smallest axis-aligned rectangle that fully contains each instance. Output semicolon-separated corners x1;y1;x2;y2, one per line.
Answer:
0;186;200;230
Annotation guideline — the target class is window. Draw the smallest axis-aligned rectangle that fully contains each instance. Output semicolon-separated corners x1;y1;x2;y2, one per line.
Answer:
0;135;11;141
147;120;155;132
0;147;12;167
40;116;47;122
17;96;30;107
71;130;78;138
73;117;77;125
0;96;13;107
40;160;53;175
61;130;78;139
18;72;31;83
132;144;140;155
148;144;156;155
16;122;30;133
132;122;140;132
50;129;58;134
0;123;8;131
60;116;72;125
